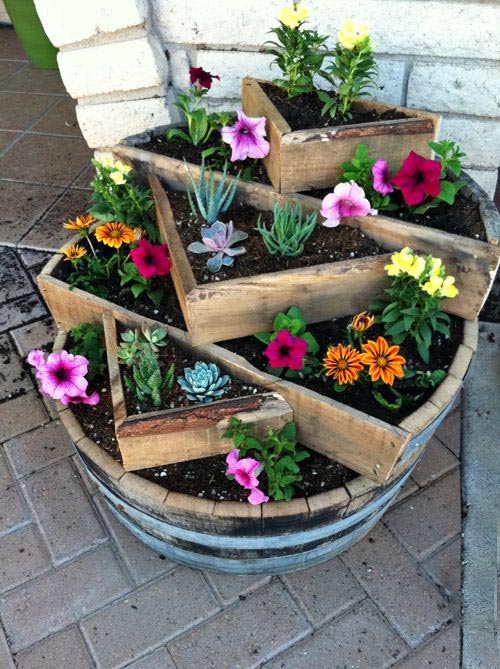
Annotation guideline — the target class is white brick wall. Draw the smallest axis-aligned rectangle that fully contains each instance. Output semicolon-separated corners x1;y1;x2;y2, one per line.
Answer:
0;0;11;25
32;0;499;196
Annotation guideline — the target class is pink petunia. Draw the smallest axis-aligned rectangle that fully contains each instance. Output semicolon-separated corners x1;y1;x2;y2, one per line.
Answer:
248;487;270;505
263;330;308;370
221;111;270;162
59;390;100;406
27;349;46;369
320;181;377;228
372;159;394;195
130;239;171;279
37;350;89;401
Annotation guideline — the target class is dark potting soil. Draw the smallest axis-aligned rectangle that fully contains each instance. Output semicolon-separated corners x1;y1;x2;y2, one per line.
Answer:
71;374;357;502
140;133;271;183
222;314;464;427
307;187;487;242
261;84;410;131
116;323;265;415
168;190;385;284
53;252;187;330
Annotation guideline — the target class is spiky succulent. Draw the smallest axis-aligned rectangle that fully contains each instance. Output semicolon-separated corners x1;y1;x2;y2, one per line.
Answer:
178;361;230;403
188;220;248;272
124;350;163;407
186;157;239;225
256;201;317;257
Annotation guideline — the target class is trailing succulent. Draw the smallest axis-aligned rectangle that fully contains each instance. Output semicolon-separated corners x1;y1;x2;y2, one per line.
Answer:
178;361;230;403
256;201;317;257
188;220;248;273
186;158;239;225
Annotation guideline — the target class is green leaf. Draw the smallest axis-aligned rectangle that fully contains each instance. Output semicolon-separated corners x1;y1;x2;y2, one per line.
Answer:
131;284;146;298
385;319;408;336
166;128;193;144
147;289;164;305
279;456;300;473
437;180;457;205
279;421;296;442
416;339;430;364
301;331;320;354
420;322;432;349
254;331;272;345
435;321;450;337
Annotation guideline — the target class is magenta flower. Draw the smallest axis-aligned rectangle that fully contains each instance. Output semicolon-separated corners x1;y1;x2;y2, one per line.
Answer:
221;111;270;162
372;159;394;195
130;239;171;279
27;349;46;369
35;350;89;401
392;151;442;206
59;390;100;406
321;181;377;228
248;488;270;505
189;66;220;91
263;330;308;370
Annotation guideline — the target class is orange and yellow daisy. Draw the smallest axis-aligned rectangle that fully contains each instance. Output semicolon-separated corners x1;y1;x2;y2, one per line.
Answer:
63;214;95;231
360;337;406;386
350;311;374;333
62;244;87;262
95;222;135;249
323;343;364;385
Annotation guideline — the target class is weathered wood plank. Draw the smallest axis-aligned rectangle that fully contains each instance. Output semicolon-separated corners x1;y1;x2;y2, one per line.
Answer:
102;312;128;427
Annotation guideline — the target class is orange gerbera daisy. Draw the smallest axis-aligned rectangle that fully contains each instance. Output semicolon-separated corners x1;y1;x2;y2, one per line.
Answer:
63;214;95;231
62;244;87;262
323;343;364;385
95;222;135;249
360;336;406;386
350;311;375;332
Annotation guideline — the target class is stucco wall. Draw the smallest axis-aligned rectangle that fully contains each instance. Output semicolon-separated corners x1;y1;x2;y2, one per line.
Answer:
33;0;499;196
0;1;11;24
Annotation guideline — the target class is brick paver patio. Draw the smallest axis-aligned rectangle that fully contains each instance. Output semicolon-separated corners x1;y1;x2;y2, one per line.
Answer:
0;27;463;668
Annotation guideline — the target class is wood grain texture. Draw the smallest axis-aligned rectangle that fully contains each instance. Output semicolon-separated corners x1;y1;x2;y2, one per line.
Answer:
102;312;128;427
241;77;441;193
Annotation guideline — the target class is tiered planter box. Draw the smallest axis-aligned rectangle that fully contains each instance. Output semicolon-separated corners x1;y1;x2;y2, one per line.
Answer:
55;328;435;574
102;313;292;471
149;174;498;345
241;78;442;193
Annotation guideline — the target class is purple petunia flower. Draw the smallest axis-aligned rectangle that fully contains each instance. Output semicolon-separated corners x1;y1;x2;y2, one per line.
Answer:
320;181;377;228
372;159;394;195
221;111;270;162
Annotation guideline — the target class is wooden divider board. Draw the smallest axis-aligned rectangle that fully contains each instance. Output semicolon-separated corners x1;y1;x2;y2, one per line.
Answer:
102;313;293;472
147;174;499;345
241;78;441;193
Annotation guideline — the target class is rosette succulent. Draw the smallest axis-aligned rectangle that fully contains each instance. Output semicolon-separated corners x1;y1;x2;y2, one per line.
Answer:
187;220;248;272
178;362;230;403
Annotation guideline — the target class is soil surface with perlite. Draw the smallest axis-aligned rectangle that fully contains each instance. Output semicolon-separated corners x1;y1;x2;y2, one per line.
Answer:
168;190;385;284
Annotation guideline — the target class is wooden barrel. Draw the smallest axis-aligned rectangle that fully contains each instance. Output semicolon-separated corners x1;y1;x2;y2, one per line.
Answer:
64;392;457;575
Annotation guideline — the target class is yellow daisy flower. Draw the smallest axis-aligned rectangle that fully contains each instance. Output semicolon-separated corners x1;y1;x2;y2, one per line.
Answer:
62;244;87;262
95;222;135;249
63;214;95;231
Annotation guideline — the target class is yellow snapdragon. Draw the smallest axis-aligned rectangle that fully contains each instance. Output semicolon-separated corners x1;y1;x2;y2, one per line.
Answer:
110;170;127;185
441;276;459;298
98;157;132;176
384;247;414;276
338;19;370;49
407;255;426;280
279;3;309;29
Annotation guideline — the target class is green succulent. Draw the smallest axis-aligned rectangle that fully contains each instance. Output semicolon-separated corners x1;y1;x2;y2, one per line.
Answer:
178;361;230;403
118;325;167;367
256;201;317;257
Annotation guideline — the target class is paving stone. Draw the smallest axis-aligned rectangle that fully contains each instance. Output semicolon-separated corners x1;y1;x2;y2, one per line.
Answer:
10;317;57;358
0;180;63;245
0;28;28;60
0;130;20;153
0;61;25;84
0;248;33;302
0;450;30;536
282;556;366;627
13;625;94;669
169;581;310;669
0;65;66;94
0;334;33;401
4;420;74;479
394;623;459;668
435;410;461;457
95;495;176;586
31;97;82;137
395;478;419;502
82;568;220;669
423;537;461;603
20;458;107;565
0;545;130;652
0;293;46;334
263;600;408;669
0;391;48;442
72;454;99;495
71;163;94;189
0;92;56;132
341;524;451;648
20;188;92;251
0;624;15;669
0;525;51;593
19;249;53;270
384;471;461;560
0;134;92;186
204;570;272;605
128;647;176;669
410;437;459;487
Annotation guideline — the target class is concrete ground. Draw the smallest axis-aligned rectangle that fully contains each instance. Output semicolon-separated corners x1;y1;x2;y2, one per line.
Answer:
0;26;465;668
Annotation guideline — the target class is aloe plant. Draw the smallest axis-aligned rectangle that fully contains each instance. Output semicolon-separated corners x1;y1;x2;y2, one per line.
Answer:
188;220;248;272
186;157;239;225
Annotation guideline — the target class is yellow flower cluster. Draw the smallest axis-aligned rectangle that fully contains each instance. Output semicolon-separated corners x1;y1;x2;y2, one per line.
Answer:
338;19;370;49
385;247;459;299
98;157;133;185
279;3;309;29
